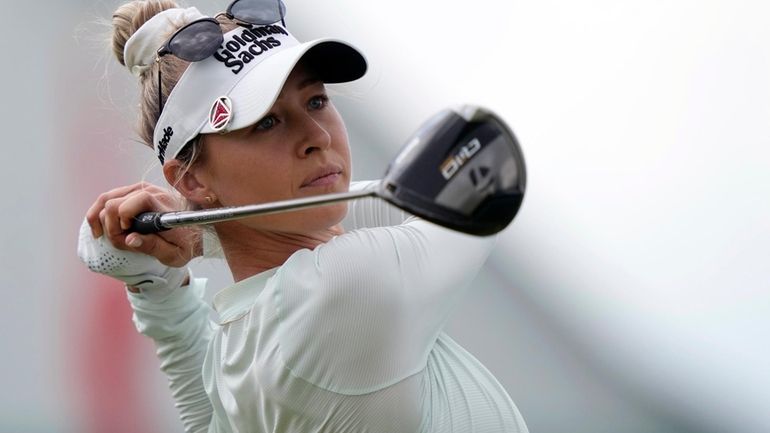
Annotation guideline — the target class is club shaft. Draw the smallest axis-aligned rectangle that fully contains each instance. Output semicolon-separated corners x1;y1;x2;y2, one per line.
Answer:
158;189;378;229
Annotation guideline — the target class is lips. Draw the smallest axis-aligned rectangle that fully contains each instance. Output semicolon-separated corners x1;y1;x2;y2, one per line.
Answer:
301;165;343;188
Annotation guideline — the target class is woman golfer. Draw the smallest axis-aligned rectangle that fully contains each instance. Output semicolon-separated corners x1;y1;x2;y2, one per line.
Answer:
77;0;528;431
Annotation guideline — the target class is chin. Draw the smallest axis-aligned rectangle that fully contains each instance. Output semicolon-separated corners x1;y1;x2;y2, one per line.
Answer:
305;201;348;230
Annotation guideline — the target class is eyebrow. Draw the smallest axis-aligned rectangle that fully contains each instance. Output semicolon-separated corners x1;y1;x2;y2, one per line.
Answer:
298;76;323;90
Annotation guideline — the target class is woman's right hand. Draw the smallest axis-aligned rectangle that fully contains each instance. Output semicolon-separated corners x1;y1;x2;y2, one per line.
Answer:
85;182;202;267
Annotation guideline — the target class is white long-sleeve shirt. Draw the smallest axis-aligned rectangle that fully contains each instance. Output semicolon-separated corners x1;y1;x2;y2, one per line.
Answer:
128;181;528;433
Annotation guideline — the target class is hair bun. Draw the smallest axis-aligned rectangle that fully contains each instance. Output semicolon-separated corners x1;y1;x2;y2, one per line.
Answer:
111;0;179;67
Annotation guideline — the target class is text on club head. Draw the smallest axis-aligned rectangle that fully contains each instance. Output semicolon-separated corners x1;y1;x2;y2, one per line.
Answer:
440;138;481;180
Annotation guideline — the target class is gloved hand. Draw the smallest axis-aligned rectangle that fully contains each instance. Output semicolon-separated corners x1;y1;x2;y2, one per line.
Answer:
77;217;189;302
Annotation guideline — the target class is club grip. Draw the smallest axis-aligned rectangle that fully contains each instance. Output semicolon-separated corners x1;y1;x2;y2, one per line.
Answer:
130;212;169;234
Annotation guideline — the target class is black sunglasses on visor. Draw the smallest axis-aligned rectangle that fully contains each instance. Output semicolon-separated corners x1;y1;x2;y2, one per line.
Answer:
155;0;287;114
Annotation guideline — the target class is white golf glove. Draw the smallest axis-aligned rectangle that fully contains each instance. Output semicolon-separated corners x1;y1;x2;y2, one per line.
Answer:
77;218;188;302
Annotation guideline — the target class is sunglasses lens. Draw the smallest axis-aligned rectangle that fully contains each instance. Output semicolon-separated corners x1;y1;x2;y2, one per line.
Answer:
168;20;224;62
229;0;286;24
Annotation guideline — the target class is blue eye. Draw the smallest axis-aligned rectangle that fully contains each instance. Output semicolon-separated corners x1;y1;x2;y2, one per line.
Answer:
308;95;328;110
255;115;277;130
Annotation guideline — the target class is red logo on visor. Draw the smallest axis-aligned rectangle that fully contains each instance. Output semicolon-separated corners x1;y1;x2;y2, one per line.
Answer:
209;96;233;132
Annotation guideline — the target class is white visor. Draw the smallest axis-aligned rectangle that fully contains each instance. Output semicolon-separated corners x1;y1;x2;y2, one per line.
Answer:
153;23;367;164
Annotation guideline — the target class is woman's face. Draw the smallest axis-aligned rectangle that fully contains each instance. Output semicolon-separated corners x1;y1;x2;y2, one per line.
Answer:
194;62;352;235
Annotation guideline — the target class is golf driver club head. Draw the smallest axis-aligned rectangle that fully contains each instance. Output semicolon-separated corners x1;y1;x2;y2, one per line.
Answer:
378;105;526;236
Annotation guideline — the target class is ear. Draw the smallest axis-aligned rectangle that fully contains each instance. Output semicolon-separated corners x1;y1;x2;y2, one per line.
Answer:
163;159;216;208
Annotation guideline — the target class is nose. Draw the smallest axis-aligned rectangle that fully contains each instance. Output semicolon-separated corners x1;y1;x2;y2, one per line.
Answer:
295;113;332;157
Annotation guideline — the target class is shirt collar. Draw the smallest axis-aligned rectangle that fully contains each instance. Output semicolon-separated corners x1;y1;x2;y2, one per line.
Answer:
212;267;278;325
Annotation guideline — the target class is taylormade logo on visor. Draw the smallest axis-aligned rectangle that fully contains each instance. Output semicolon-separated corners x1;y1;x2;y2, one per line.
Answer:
213;25;289;74
157;126;173;164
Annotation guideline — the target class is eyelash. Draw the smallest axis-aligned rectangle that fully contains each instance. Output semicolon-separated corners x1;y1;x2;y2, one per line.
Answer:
254;94;329;131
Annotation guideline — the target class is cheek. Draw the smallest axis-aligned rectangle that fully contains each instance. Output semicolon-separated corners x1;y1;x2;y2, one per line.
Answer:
328;110;352;170
206;145;294;205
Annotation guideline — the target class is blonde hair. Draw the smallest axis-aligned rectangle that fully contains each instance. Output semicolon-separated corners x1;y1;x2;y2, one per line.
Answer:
110;0;237;166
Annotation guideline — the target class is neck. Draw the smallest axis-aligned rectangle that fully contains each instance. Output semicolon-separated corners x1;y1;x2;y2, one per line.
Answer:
215;221;343;282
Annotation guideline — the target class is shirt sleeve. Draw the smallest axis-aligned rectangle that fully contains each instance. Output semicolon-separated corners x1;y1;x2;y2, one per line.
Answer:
340;180;413;231
273;218;496;395
127;276;215;433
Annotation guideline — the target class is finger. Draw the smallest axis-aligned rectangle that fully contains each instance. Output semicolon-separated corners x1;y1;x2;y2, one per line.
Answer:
117;191;153;231
97;207;129;250
86;202;105;239
86;182;157;238
105;188;167;237
125;232;191;268
103;197;127;240
117;190;177;232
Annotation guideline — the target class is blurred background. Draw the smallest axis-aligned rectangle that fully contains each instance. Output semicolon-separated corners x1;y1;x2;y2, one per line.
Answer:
1;0;768;432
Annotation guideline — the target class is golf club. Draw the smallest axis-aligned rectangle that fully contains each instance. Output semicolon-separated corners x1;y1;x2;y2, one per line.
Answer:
130;105;526;236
